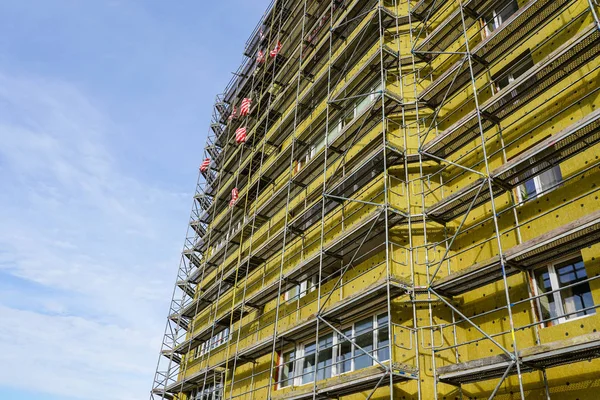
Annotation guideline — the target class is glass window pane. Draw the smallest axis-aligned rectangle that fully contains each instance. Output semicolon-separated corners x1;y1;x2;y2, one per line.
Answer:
537;165;562;193
287;285;299;301
483;0;518;31
302;342;316;384
354;95;372;117
338;328;353;374
520;178;538;200
495;73;512;91
493;49;534;106
313;135;326;156
280;350;295;388
497;0;518;25
534;267;558;322
316;334;334;381
377;313;390;361
354;317;374;370
328;119;343;144
556;259;595;319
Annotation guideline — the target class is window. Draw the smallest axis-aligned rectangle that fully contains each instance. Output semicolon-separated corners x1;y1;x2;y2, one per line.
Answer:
517;164;562;201
337;327;353;374
191;383;222;400
302;341;316;384
195;328;229;358
316;333;334;381
492;51;535;104
354;316;374;370
276;312;390;388
508;133;563;202
482;0;518;37
305;134;327;165
292;129;328;175
376;313;390;361
338;312;390;373
327;119;344;144
285;276;318;302
354;93;373;119
331;81;384;145
533;256;595;326
279;350;296;388
354;82;383;118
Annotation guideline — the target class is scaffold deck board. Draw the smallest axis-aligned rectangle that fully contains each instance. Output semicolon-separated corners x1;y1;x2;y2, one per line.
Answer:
160;349;181;365
326;140;404;199
189;219;207;237
176;280;195;298
422;23;600;159
425;178;503;222
151;389;175;400
437;332;600;385
425;106;600;222
330;45;399;103
494;108;600;187
182;249;203;272
165;366;222;394
432;209;600;296
230;276;410;366
420;0;568;105
272;361;417;400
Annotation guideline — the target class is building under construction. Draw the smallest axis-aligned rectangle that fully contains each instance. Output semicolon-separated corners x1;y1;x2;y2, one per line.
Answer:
151;0;600;398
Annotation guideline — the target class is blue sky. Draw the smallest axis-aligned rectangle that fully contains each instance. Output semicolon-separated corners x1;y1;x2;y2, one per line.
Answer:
0;1;266;399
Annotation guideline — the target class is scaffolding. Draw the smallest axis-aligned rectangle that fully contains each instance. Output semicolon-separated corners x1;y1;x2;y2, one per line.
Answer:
151;0;600;399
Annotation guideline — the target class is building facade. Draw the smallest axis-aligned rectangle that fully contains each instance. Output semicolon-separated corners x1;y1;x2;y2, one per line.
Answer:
151;0;600;399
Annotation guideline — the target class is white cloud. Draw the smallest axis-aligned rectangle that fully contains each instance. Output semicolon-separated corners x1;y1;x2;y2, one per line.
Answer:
0;71;190;399
0;305;155;400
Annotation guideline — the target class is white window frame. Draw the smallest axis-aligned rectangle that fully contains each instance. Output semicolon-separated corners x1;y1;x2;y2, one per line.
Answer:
337;312;390;374
531;254;595;327
277;349;296;389
299;340;317;385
